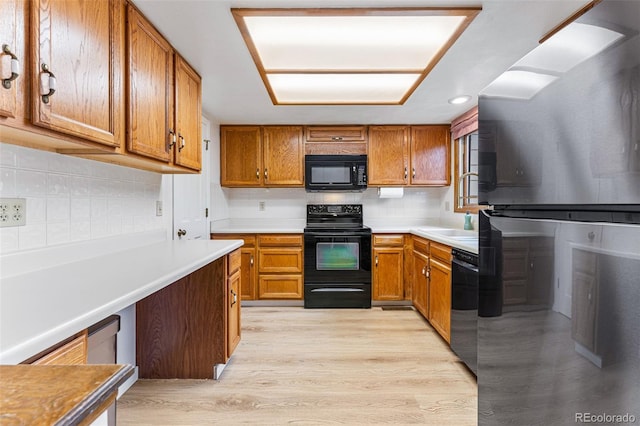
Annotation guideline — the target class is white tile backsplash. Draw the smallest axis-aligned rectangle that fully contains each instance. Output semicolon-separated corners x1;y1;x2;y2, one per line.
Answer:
222;186;448;223
0;143;169;254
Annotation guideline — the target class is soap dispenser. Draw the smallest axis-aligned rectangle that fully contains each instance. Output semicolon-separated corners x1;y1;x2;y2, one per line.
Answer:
464;211;473;230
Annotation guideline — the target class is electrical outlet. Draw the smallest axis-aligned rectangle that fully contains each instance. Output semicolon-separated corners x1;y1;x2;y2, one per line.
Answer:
156;200;163;216
0;198;26;227
259;201;265;211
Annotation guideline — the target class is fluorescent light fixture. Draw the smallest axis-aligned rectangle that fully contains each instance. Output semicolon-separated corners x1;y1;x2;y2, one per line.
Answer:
481;70;558;100
515;22;624;73
232;8;480;105
267;73;422;104
448;95;472;105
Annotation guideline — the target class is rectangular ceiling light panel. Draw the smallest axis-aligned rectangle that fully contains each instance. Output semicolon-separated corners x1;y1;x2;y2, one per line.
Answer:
233;8;481;105
267;73;423;104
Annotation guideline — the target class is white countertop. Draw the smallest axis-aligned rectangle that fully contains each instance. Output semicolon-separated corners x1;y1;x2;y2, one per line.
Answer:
0;239;243;365
210;218;478;254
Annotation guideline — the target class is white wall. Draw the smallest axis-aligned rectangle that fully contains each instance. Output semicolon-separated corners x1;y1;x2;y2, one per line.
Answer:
0;141;173;395
0;143;172;253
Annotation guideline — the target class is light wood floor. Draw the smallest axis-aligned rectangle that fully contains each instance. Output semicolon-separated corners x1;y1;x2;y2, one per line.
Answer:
117;306;477;425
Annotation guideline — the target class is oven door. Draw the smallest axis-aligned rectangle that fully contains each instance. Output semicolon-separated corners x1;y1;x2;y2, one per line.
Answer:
304;230;372;308
304;231;371;284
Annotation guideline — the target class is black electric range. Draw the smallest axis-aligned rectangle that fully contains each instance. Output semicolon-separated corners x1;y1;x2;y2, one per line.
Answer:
303;204;372;308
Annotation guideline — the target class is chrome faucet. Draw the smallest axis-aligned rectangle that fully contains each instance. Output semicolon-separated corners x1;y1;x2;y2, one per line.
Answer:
459;171;479;184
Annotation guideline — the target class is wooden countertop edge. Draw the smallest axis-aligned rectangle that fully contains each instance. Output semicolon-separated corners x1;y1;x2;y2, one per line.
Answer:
58;364;134;426
0;364;135;425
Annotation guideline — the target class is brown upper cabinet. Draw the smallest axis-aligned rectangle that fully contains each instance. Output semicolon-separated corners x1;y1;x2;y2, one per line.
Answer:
368;125;451;186
221;125;304;187
31;0;125;148
126;5;201;172
0;0;201;174
0;0;25;120
1;0;125;151
305;126;367;143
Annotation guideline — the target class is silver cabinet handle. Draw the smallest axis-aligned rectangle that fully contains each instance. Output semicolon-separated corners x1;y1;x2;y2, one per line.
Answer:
412;167;416;179
256;168;260;180
264;168;268;180
426;268;430;279
404;166;408;180
168;129;176;149
421;266;426;275
230;289;237;307
40;63;56;104
375;255;379;267
178;134;185;152
2;44;19;89
177;229;186;238
250;255;254;266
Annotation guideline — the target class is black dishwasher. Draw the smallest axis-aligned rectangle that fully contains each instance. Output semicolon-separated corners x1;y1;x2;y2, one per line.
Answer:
450;248;478;375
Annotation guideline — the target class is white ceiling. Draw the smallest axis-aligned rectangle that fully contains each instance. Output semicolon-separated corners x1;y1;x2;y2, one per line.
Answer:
133;0;591;125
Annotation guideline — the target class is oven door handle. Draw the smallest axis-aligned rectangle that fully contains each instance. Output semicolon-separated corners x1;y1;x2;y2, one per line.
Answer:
452;258;478;273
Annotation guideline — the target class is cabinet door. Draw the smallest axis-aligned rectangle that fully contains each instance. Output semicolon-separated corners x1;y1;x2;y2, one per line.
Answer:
410;125;450;185
262;126;304;186
0;0;25;119
429;257;451;343
220;126;262;186
127;5;173;162
305;126;367;142
32;0;124;147
412;250;429;318
240;247;257;300
373;247;404;301
227;268;241;358
258;275;303;299
368;126;410;185
174;54;201;171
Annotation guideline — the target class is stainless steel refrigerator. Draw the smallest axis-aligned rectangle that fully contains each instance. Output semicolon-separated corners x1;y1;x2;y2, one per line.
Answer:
478;1;640;424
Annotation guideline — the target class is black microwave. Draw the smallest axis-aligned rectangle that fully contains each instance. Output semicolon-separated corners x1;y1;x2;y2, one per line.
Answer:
305;155;367;192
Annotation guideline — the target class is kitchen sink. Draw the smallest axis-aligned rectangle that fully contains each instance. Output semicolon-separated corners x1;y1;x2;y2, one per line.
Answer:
418;228;477;238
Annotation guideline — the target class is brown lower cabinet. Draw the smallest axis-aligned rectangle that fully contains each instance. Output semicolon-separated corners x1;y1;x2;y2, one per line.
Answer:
428;242;452;343
412;237;430;319
372;234;407;301
212;233;303;300
136;250;241;379
411;236;452;343
23;330;88;366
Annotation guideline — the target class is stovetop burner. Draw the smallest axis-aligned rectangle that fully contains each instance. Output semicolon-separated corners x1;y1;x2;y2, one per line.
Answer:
305;204;365;230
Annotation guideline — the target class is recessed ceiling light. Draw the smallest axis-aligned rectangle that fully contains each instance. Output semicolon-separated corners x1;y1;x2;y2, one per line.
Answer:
448;95;472;105
232;8;481;105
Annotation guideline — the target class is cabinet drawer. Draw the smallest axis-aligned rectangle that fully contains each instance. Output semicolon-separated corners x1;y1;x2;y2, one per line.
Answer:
430;242;451;263
412;236;429;255
30;331;88;365
258;275;303;299
305;126;367;142
211;233;256;247
228;249;242;274
258;234;302;247
373;234;404;247
259;248;303;273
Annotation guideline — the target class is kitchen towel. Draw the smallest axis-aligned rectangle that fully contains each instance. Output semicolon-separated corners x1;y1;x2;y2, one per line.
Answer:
378;187;404;198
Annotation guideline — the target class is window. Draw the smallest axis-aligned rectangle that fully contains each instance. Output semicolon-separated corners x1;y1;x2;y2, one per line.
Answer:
455;133;480;212
451;106;482;213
